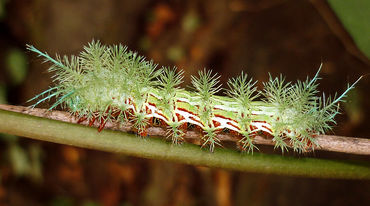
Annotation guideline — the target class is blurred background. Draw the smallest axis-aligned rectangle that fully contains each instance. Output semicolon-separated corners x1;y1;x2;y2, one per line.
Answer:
0;0;369;205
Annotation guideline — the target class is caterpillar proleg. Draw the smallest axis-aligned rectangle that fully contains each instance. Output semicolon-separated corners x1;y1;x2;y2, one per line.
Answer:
27;41;361;153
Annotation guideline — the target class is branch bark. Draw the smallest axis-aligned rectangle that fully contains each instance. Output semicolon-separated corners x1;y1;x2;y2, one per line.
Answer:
0;104;369;179
0;104;369;155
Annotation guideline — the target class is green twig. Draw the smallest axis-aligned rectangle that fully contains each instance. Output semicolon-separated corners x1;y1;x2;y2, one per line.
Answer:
0;108;369;179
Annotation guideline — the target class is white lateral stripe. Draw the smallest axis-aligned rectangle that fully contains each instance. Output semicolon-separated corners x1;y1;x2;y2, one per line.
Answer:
142;100;274;136
212;116;239;131
251;122;273;135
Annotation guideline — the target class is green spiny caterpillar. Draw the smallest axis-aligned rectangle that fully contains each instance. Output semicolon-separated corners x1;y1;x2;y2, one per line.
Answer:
27;41;361;153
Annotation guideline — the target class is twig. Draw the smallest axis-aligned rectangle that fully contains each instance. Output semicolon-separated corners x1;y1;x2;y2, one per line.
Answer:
0;104;369;155
0;105;369;179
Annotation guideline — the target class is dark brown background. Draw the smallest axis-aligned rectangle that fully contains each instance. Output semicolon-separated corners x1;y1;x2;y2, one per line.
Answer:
0;0;369;205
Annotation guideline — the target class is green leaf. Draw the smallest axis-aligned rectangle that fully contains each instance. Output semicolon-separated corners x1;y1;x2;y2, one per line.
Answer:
328;0;370;58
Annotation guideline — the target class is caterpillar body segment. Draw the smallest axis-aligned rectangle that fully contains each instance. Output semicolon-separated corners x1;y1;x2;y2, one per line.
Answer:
28;41;359;153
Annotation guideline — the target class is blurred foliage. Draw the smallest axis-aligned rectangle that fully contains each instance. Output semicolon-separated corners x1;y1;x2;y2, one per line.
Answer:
50;197;101;206
344;88;364;125
182;11;201;33
50;196;75;206
1;45;40;183
0;0;8;20
3;128;43;182
166;46;184;62
5;48;28;86
0;84;6;104
328;0;370;58
82;201;101;206
8;142;30;176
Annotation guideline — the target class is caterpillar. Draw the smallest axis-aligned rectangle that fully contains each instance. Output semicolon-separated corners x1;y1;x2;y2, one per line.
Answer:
27;41;360;153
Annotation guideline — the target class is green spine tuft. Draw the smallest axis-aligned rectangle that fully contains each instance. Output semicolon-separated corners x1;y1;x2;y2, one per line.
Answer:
27;41;361;154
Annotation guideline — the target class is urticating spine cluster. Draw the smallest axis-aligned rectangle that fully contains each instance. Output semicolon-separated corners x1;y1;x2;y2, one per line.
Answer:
27;41;359;153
